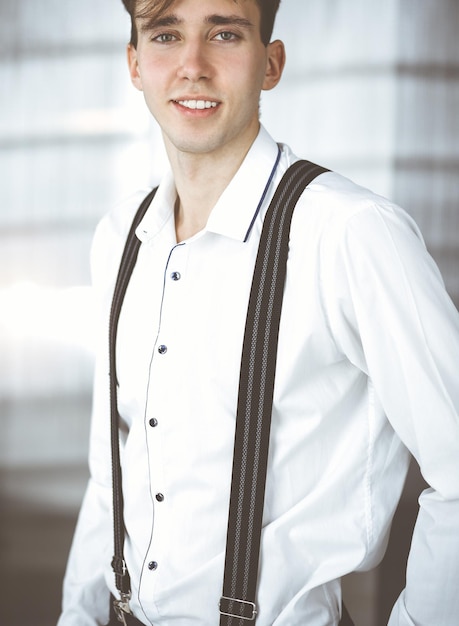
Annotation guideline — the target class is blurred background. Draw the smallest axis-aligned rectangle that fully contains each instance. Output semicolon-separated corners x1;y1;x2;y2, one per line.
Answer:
0;1;458;624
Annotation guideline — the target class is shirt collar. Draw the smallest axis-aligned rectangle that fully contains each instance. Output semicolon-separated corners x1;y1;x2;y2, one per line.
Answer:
136;125;281;244
135;168;177;244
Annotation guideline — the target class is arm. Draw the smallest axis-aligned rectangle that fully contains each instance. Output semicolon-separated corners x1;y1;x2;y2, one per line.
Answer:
57;359;113;626
326;200;459;625
57;479;112;626
58;211;128;626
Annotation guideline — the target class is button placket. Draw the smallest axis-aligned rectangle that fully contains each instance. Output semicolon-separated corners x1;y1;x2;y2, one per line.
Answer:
145;410;166;579
142;245;188;588
154;246;187;362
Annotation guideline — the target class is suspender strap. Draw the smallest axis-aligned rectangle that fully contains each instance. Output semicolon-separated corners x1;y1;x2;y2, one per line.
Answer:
109;187;158;604
219;160;329;625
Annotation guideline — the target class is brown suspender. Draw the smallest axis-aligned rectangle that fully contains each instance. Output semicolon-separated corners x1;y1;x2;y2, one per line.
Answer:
109;187;158;622
218;160;329;624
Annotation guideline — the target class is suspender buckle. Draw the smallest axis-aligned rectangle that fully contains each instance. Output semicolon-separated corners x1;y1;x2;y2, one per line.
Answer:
113;592;132;625
111;555;129;577
219;596;257;621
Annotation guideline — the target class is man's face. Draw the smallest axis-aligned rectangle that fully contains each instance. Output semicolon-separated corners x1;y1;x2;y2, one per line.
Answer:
127;0;284;161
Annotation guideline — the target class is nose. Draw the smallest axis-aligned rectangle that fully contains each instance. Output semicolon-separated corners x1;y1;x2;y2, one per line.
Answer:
177;39;211;82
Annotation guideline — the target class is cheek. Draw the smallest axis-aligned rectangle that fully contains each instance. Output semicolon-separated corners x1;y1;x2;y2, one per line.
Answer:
240;62;267;99
225;59;254;92
137;56;169;88
239;53;268;88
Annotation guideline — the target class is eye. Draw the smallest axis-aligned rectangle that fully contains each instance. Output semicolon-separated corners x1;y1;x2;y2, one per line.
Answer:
214;31;239;42
152;32;178;43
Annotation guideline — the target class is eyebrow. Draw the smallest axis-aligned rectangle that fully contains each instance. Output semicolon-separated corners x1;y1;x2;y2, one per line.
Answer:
139;14;255;33
205;15;255;29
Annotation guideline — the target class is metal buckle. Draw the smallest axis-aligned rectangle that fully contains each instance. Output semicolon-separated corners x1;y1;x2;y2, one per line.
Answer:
113;593;132;625
219;596;257;621
111;556;128;577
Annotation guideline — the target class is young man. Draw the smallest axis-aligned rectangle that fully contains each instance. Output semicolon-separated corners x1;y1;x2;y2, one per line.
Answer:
58;0;459;624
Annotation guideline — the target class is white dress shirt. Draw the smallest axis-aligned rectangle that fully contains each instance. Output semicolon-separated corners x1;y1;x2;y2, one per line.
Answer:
59;126;459;626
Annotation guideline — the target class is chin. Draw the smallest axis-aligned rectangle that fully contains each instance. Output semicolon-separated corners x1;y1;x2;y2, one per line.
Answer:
172;136;224;156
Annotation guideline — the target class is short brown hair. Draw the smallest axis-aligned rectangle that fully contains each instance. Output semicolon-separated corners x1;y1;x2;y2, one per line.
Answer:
121;0;281;47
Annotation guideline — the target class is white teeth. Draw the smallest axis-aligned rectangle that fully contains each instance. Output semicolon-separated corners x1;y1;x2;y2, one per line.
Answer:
177;100;218;110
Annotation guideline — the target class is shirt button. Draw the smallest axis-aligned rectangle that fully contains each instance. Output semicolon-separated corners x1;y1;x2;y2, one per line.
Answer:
149;418;158;428
148;561;158;571
155;493;165;502
171;271;181;281
158;344;167;355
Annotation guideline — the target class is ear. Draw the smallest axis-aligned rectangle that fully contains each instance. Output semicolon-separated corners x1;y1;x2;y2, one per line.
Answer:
262;39;286;91
127;44;143;91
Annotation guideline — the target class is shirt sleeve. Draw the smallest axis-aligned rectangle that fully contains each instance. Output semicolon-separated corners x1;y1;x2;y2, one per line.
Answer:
57;351;113;626
57;479;112;626
324;200;459;625
57;211;127;626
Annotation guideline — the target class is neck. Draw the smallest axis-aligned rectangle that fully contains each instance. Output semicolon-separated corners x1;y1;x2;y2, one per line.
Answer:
165;129;259;242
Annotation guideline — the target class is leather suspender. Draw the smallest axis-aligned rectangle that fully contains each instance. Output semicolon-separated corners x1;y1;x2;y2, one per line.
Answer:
108;161;335;624
109;187;158;622
218;160;328;624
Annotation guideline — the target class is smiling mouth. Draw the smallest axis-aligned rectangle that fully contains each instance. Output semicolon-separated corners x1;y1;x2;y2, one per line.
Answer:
175;99;219;110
